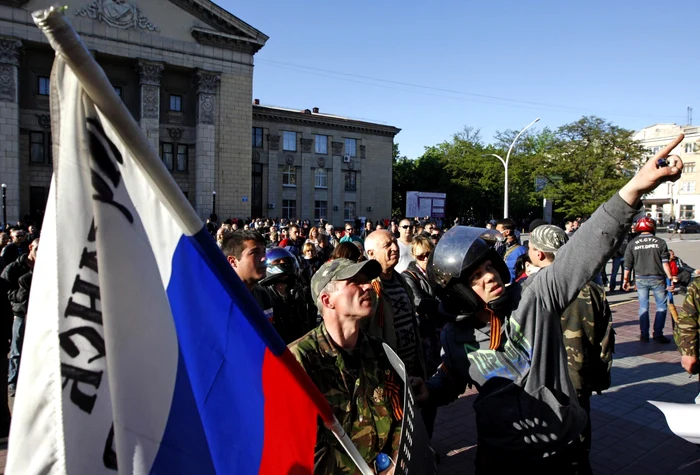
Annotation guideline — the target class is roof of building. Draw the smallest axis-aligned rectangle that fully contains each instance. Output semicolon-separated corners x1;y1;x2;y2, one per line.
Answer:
253;104;401;137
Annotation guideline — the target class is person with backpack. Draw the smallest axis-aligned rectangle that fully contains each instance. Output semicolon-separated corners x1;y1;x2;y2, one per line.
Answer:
527;224;614;459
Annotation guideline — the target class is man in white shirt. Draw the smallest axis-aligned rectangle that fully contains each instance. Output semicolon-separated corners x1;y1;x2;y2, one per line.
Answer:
395;218;415;273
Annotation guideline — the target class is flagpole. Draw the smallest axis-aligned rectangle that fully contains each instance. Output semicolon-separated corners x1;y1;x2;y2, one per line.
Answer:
33;7;377;474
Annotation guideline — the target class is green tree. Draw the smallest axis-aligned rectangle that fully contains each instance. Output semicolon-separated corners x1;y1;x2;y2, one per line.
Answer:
533;116;645;218
391;143;416;217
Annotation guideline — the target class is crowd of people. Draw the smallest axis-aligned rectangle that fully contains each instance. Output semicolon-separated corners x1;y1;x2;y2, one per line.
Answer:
1;143;700;474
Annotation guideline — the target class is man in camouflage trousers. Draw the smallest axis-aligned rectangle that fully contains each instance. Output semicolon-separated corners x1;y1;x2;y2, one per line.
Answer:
289;258;403;474
528;225;614;460
674;276;700;400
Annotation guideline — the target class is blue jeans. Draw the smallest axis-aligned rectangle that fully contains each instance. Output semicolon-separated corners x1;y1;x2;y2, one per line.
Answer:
8;316;25;391
610;256;624;290
637;278;667;338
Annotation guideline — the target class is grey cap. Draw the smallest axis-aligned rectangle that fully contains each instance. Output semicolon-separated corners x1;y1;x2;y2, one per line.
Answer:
310;258;381;304
529;224;568;253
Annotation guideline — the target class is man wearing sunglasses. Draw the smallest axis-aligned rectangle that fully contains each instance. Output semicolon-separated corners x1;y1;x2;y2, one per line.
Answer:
395;218;415;273
340;224;363;245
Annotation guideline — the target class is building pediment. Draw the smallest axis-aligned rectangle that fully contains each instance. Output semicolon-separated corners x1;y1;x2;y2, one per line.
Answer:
168;0;268;54
64;0;267;54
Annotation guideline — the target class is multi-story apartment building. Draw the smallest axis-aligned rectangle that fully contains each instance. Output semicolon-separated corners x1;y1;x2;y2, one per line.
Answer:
252;102;399;224
633;123;698;223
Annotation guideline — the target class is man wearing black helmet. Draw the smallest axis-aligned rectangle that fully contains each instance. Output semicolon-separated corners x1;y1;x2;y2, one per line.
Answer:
413;137;685;474
260;247;316;343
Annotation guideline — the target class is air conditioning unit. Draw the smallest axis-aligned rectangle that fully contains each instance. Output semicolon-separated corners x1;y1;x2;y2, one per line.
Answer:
267;203;275;209
333;205;340;211
366;206;372;212
343;154;351;163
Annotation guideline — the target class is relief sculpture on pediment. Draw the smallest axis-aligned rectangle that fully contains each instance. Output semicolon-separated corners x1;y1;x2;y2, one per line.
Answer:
74;0;160;32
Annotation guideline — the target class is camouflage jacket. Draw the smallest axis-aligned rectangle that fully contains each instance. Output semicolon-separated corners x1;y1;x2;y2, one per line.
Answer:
560;282;614;396
675;277;700;357
289;323;403;474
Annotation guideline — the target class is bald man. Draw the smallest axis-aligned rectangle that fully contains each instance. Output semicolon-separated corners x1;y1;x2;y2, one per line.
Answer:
365;230;426;378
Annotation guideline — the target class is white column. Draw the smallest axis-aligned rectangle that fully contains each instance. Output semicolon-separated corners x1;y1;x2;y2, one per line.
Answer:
0;37;22;225
137;60;163;152
194;70;220;219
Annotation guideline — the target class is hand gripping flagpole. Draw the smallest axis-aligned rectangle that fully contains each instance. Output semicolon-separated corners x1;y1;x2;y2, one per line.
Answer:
32;5;375;474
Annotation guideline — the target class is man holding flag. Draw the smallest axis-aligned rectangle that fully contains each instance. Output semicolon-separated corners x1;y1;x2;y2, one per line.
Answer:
291;258;403;474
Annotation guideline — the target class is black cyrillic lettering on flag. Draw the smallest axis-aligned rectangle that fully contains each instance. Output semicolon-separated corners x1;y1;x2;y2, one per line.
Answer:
91;170;133;224
61;363;103;414
103;423;118;470
64;275;102;325
86;117;132;224
59;326;105;363
88;219;97;242
79;247;98;274
87;117;123;165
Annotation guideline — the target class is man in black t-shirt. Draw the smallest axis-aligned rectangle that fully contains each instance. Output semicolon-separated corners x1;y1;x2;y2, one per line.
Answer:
623;217;674;343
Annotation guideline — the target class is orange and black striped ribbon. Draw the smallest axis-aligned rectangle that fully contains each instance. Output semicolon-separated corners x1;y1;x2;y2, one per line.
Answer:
384;371;403;420
371;280;385;328
488;309;502;350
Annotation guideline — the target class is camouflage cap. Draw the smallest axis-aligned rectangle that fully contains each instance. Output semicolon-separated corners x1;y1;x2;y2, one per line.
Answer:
529;224;569;253
311;258;382;304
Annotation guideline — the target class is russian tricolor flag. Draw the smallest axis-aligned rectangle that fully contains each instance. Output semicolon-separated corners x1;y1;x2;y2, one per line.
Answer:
7;9;334;474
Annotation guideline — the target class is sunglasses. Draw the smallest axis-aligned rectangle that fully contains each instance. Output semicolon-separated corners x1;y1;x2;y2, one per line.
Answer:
345;228;353;231
400;225;413;229
415;251;431;260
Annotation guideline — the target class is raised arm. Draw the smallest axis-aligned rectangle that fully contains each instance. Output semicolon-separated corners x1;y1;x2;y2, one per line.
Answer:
532;135;685;315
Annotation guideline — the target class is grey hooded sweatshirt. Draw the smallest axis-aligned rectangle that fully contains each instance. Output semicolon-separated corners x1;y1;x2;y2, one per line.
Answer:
427;192;637;457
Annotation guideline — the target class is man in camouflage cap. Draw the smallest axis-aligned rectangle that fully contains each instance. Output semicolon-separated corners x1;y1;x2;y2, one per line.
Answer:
289;258;403;474
529;224;614;460
674;276;700;401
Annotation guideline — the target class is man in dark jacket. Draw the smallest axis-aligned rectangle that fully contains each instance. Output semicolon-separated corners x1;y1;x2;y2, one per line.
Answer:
1;238;38;396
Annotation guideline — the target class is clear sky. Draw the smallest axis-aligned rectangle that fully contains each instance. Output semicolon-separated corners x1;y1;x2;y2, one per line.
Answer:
218;0;700;159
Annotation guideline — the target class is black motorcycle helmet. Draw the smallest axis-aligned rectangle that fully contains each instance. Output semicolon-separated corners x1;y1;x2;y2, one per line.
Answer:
260;247;299;286
427;226;511;318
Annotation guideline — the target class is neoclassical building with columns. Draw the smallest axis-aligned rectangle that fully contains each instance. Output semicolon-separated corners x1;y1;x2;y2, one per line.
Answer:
0;0;398;225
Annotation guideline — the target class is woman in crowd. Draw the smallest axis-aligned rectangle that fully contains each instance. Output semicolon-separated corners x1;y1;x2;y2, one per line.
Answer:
401;234;442;438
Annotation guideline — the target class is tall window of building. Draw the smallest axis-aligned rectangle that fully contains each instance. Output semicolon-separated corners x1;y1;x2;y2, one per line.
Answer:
283;131;297;151
344;171;357;191
680;181;696;192
30;132;45;163
252;127;264;148
38;76;50;96
315;168;327;188
345;138;357;157
680;205;695;219
683;162;696;174
283;199;297;220
176;144;188;172
344;202;356;221
161;142;174;170
282;165;297;186
314;201;327;221
315;135;328;154
686;143;695;154
169;94;182;112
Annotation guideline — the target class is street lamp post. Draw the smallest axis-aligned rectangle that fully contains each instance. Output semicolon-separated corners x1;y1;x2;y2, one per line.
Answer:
1;183;6;229
483;117;540;219
212;190;216;216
